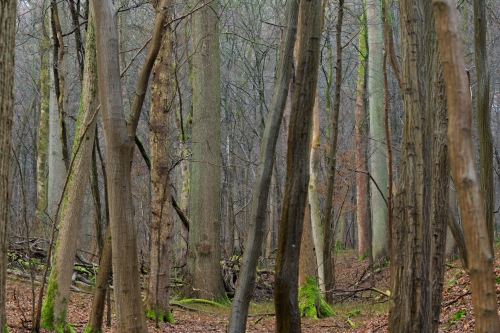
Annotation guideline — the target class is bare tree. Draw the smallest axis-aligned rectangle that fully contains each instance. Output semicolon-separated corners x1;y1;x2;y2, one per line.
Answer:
227;0;299;330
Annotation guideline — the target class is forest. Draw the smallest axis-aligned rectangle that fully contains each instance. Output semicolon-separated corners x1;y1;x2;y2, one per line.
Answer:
1;0;500;332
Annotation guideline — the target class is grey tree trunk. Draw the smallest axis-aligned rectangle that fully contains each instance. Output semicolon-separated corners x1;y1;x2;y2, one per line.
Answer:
35;0;50;237
366;0;389;260
274;0;323;331
47;18;66;226
355;19;370;258
227;0;299;331
308;93;324;291
186;0;225;300
0;2;16;332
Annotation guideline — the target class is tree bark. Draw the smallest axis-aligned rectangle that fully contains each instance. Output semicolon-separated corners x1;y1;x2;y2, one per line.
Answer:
145;0;175;322
355;18;370;258
186;0;225;301
433;0;500;331
35;0;50;237
274;0;323;331
308;93;324;291
41;5;99;330
388;0;431;330
227;0;299;331
323;0;343;304
474;0;494;251
0;2;16;332
367;0;389;260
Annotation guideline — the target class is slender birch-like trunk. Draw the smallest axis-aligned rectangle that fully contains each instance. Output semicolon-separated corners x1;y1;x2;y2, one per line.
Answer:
367;0;389;260
355;18;370;258
308;93;325;291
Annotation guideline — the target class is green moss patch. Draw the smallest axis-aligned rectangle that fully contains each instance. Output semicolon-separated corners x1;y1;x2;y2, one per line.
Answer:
298;276;334;319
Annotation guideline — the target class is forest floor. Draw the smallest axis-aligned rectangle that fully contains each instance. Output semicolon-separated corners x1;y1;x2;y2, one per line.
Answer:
5;247;500;332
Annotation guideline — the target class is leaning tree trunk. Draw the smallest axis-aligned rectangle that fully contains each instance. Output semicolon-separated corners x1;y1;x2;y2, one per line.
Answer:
474;0;494;251
0;2;16;332
186;0;226;301
145;0;175;322
227;0;299;331
433;0;500;331
41;5;98;330
366;0;389;261
274;0;323;331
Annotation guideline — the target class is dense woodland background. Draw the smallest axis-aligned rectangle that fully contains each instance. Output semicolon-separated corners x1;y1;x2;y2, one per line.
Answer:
2;0;500;332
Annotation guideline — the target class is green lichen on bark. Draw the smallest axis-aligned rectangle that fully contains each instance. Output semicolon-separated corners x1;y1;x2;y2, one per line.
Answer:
298;276;334;319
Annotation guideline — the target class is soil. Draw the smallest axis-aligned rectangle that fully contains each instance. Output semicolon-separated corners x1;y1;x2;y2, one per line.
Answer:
5;249;498;332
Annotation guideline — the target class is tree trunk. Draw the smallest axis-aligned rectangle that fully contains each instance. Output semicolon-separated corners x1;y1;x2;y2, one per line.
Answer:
227;0;299;330
299;204;316;286
186;0;225;301
367;0;389;260
47;2;67;227
87;225;112;333
35;0;50;237
92;0;162;331
475;0;494;251
323;0;344;304
93;0;170;329
0;2;16;332
388;0;431;329
274;0;323;331
50;1;69;169
87;134;111;333
355;18;370;258
433;1;500;331
308;93;324;292
145;1;174;322
41;5;98;330
448;180;468;268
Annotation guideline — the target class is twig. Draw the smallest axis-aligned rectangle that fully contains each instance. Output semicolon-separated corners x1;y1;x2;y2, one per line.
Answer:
442;291;470;307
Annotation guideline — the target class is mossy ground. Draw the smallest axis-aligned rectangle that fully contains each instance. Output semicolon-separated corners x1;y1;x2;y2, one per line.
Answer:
145;307;175;323
298;276;334;319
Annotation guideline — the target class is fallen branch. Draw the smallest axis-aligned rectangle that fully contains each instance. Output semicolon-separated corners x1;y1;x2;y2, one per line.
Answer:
442;290;470;307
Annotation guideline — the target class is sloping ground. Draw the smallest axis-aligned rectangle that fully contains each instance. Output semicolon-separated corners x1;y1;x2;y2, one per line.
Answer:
5;249;499;332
